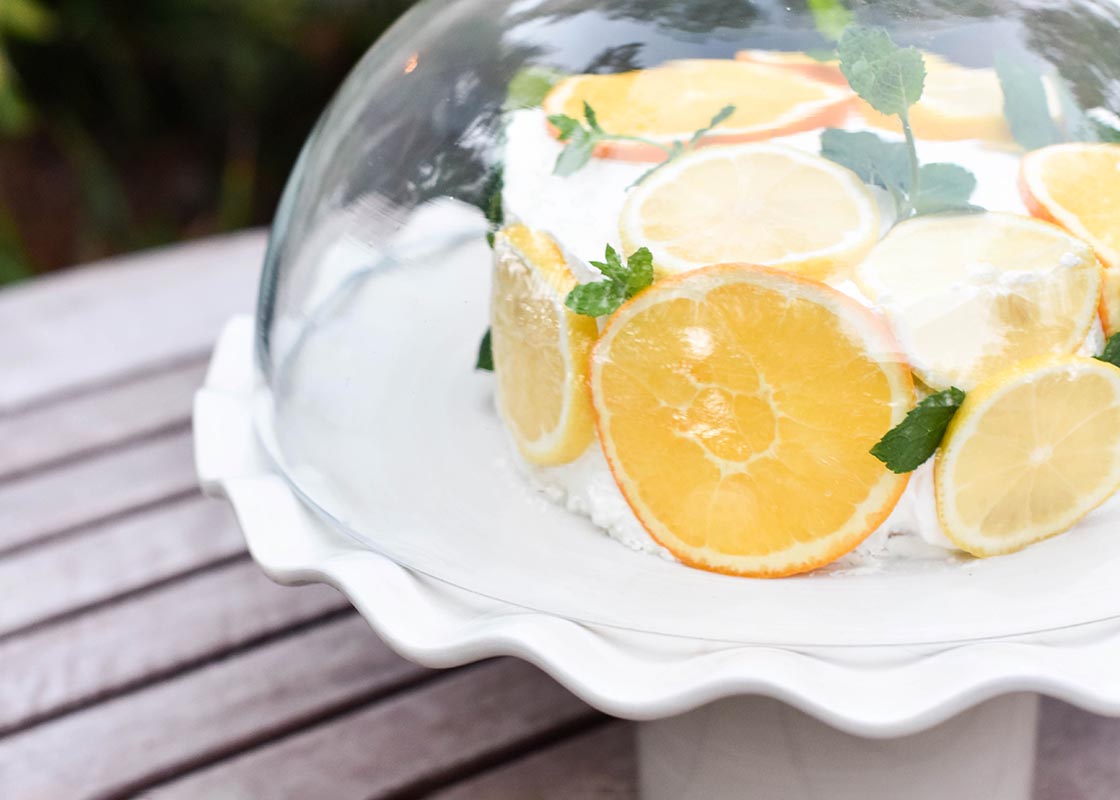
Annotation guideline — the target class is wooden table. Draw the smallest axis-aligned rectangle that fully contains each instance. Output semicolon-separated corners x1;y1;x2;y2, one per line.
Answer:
0;231;1118;799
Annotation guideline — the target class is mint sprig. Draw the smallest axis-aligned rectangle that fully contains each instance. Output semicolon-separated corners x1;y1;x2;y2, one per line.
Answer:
549;102;736;184
824;26;980;219
870;387;966;474
565;245;654;317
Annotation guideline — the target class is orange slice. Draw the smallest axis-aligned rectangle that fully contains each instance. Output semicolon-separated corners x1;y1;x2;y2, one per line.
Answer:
618;142;879;279
491;225;598;465
734;49;846;85
542;59;853;161
936;356;1120;557
855;213;1102;391
1020;142;1120;270
590;264;914;577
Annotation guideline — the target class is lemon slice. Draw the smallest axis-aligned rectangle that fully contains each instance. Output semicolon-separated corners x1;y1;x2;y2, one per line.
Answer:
590;264;914;577
1021;142;1120;269
857;54;1014;143
936;356;1120;556
491;225;598;465
618;143;880;279
855;213;1102;391
542;60;852;161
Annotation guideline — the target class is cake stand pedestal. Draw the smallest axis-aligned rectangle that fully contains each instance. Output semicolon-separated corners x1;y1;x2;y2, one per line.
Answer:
196;317;1120;800
637;694;1037;800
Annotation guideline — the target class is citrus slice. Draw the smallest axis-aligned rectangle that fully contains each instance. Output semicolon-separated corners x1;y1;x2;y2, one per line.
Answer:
734;49;846;85
855;213;1102;391
1020;142;1120;269
856;54;1014;143
1102;269;1120;337
491;224;598;465
618;143;879;279
935;356;1120;557
542;60;853;161
590;264;914;577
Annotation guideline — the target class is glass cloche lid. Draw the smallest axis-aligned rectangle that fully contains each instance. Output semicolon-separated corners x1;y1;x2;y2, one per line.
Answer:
254;0;1120;645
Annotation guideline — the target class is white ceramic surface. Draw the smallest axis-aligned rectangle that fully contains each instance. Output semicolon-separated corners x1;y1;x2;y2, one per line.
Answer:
254;216;1120;648
637;694;1038;800
195;314;1120;739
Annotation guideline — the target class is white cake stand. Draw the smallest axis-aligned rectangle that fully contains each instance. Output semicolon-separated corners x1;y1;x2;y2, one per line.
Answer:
196;315;1120;800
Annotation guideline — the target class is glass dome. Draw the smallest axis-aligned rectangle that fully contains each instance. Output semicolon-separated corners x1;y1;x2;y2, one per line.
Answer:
255;0;1120;645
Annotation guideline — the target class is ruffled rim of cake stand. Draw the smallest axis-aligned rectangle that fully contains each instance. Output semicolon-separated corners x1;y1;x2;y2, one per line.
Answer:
194;315;1120;738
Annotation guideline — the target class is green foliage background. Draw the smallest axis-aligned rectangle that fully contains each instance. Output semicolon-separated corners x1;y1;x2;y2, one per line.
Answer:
0;0;417;284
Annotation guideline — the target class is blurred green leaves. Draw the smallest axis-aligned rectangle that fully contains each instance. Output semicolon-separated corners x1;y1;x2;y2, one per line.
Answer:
0;0;56;136
0;0;55;38
0;0;416;285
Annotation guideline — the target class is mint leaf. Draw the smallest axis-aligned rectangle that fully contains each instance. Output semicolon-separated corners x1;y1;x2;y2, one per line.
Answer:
624;247;655;295
912;163;980;216
838;26;925;117
995;51;1061;151
566;246;656;317
548;113;581;141
565;280;629;317
482;165;504;248
583;101;603;133
476;329;494;371
870;387;966;474
808;0;853;42
590;244;627;282
820;128;910;196
505;66;567;110
553;128;595;176
1095;333;1120;369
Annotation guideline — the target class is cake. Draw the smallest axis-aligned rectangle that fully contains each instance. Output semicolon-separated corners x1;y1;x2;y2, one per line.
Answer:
482;27;1120;577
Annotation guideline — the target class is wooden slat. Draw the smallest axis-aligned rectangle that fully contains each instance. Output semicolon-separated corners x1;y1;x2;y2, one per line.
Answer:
0;429;199;555
0;559;348;735
0;359;206;481
0;495;242;638
1035;698;1120;800
0;615;431;800
0;229;263;415
430;721;636;800
147;658;597;800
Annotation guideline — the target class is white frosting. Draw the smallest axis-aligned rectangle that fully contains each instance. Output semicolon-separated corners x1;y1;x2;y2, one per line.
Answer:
500;106;1105;566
